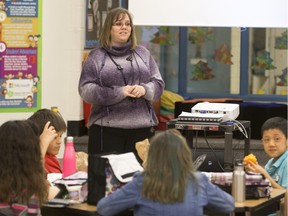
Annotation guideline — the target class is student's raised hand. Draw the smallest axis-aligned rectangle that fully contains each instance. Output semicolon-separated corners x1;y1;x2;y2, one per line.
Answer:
40;121;57;157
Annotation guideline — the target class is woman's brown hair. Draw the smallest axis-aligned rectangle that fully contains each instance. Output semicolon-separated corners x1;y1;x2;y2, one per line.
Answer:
99;7;137;49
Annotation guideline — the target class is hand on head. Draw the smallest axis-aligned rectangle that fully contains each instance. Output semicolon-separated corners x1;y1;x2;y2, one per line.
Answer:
40;121;57;150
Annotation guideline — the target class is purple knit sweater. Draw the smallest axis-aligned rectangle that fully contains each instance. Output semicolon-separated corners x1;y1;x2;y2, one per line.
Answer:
78;43;165;129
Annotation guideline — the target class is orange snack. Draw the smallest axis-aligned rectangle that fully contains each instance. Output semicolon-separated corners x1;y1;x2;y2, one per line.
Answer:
243;153;258;164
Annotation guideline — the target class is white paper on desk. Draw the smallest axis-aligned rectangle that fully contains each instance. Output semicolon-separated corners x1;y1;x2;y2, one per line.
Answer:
47;173;62;184
63;171;87;180
102;152;143;183
52;171;88;186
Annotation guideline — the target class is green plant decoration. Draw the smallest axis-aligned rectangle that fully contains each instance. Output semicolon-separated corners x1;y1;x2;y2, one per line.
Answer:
150;26;174;46
188;27;213;58
191;60;214;81
274;30;288;49
251;50;277;73
213;44;233;65
276;67;287;86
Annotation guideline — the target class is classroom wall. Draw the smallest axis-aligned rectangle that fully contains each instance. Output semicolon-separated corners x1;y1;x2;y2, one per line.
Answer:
129;0;288;28
0;1;285;158
0;0;86;157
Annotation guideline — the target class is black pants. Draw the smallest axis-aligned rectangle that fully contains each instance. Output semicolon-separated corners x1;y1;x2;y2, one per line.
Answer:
88;125;154;163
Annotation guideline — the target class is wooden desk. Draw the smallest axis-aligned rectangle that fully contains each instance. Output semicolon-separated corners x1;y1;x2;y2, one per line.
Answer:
43;189;285;216
232;188;286;216
66;203;97;215
67;203;133;216
42;203;97;216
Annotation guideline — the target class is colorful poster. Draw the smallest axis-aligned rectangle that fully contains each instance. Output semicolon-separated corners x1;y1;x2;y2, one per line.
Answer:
0;0;41;112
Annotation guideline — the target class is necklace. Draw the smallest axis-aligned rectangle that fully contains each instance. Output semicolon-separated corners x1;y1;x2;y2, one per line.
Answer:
108;53;123;71
107;52;140;103
106;52;140;86
107;53;133;85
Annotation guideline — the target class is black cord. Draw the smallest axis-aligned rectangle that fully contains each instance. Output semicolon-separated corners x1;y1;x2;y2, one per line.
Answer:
107;53;128;85
107;51;139;85
203;129;225;172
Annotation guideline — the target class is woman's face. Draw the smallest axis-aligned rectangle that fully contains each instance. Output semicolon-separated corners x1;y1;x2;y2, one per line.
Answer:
110;13;131;46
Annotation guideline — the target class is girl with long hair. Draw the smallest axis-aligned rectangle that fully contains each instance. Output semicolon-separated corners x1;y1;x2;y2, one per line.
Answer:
0;120;48;215
97;129;234;216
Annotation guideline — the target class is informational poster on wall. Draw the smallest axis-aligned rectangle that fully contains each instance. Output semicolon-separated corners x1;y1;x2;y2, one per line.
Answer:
85;0;120;48
0;0;41;112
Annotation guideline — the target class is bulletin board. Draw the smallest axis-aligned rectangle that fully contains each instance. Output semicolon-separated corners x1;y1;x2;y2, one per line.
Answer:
0;0;42;112
85;0;120;48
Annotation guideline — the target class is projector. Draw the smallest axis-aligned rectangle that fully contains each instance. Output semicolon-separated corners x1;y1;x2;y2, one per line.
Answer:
191;102;239;120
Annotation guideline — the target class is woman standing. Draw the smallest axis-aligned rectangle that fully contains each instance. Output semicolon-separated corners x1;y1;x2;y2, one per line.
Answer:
78;7;164;161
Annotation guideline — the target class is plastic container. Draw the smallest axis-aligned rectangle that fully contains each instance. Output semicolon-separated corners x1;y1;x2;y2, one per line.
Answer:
62;136;76;177
232;160;246;202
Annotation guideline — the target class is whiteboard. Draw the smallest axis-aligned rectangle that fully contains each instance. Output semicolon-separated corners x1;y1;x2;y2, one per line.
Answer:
128;0;288;28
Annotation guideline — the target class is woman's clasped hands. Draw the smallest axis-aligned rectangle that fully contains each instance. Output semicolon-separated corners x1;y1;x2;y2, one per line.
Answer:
123;85;146;98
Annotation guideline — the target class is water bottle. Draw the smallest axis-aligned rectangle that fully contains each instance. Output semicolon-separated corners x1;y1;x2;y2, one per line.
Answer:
232;160;246;202
62;136;76;177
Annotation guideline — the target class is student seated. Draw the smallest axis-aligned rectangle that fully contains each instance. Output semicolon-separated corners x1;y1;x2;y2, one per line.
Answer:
244;116;287;216
28;108;67;174
0;120;48;215
97;129;235;216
